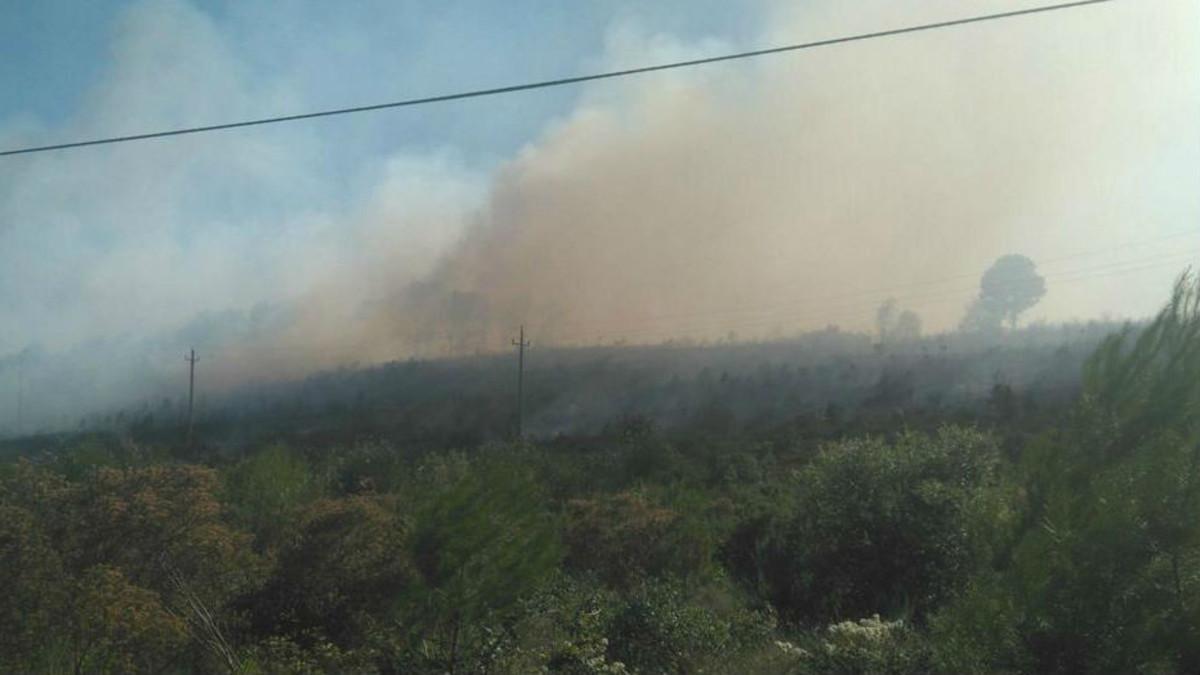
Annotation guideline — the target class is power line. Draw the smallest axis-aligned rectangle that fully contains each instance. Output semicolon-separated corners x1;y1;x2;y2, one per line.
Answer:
0;0;1115;158
213;248;1197;354
546;237;1200;341
193;242;1195;361
551;252;1197;344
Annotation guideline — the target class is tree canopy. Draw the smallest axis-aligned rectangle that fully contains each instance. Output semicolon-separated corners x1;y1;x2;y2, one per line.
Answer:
965;254;1047;331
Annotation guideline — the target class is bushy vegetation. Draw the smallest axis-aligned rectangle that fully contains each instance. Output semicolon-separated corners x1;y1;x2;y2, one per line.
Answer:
5;277;1200;673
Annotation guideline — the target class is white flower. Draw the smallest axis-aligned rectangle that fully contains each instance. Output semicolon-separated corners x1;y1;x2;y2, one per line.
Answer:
775;640;810;658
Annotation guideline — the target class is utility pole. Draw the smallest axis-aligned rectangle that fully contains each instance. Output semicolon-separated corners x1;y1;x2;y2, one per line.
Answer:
185;349;198;444
511;326;530;439
15;354;23;436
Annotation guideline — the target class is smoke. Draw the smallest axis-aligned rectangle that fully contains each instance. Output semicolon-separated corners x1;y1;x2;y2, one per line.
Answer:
355;0;1200;352
1;0;1198;430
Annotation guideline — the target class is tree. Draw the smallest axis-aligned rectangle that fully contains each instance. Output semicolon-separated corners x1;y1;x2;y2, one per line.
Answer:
250;495;417;649
0;462;263;673
959;298;1003;335
894;310;922;342
397;455;562;672
938;273;1200;673
606;579;774;673
223;443;323;549
878;301;922;345
970;255;1046;331
0;503;68;670
66;565;189;674
563;491;712;587
876;299;899;344
732;427;1004;624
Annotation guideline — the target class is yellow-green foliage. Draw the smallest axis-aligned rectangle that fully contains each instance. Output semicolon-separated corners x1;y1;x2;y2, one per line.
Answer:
223;443;324;548
564;490;712;587
0;461;264;673
67;565;190;673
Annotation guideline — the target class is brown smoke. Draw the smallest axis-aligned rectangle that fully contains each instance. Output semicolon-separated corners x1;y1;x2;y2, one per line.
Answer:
205;0;1200;386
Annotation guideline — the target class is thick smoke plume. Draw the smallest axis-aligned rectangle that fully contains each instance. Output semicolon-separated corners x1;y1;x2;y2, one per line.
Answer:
347;0;1199;356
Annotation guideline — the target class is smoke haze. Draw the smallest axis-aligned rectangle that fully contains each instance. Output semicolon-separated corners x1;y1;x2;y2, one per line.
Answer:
1;0;1198;429
340;0;1200;353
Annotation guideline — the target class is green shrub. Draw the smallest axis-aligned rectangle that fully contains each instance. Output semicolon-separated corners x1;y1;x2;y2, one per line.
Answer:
782;614;933;675
224;443;323;548
250;495;415;648
735;425;1004;623
965;274;1200;673
606;579;775;674
390;455;563;672
564;490;714;587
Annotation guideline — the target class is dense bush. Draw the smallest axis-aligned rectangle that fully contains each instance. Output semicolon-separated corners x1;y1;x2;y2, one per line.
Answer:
934;275;1200;674
0;462;264;672
247;495;416;649
564;491;713;587
5;277;1200;672
223;443;324;548
783;615;933;675
606;579;775;673
728;426;1006;624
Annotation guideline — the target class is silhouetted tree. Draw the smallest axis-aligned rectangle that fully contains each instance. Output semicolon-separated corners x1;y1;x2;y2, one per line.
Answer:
876;298;899;344
967;255;1046;331
894;310;922;342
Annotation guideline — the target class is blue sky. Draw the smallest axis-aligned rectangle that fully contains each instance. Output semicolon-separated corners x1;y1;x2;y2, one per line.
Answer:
1;0;766;159
1;1;124;125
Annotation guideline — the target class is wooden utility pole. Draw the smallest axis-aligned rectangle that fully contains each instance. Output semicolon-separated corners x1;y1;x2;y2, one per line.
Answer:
511;326;530;439
15;354;23;436
185;349;198;444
